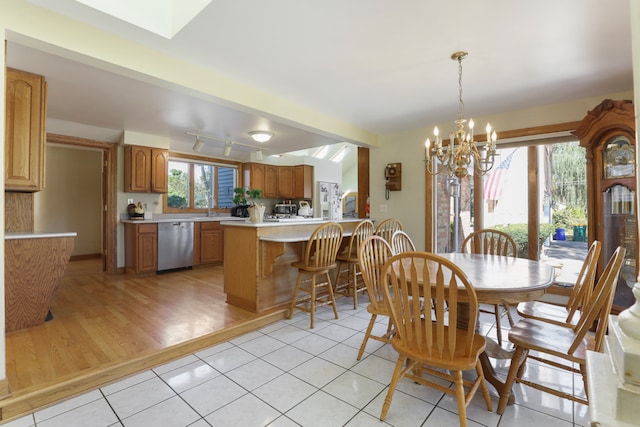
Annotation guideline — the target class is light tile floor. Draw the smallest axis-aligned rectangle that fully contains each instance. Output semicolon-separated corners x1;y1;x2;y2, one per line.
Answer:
4;299;590;427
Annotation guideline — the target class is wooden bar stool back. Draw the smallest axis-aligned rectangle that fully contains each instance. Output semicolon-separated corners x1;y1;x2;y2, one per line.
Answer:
356;235;394;360
287;222;343;329
517;240;601;327
379;252;492;426
374;218;402;244
390;230;416;255
461;228;517;346
334;219;375;309
497;246;626;413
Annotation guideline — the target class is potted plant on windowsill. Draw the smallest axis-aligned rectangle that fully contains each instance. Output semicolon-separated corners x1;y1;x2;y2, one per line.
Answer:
246;188;264;223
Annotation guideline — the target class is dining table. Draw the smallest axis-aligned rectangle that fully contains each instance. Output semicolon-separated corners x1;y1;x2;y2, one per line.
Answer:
410;252;555;405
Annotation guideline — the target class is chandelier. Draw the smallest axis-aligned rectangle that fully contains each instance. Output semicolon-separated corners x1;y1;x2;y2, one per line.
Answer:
425;51;498;179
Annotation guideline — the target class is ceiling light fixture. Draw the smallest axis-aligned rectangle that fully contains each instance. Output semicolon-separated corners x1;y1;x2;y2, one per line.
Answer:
193;137;205;152
249;130;273;143
425;51;498;179
223;142;232;157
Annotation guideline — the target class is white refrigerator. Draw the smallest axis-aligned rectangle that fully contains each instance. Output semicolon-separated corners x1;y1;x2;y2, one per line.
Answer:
318;181;342;220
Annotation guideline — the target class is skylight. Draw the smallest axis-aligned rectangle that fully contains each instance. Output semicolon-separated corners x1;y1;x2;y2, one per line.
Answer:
73;0;212;39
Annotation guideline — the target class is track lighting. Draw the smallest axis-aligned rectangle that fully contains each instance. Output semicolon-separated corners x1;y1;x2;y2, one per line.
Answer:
249;130;273;143
186;132;268;157
192;137;204;152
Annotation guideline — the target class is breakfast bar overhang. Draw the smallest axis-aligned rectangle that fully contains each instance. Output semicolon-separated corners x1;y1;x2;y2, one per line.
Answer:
222;219;360;313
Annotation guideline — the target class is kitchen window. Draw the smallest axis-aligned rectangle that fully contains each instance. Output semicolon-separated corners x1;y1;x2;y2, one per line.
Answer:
165;157;239;213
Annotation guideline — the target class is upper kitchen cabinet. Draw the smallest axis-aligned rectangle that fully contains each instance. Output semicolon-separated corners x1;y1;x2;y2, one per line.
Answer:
294;165;313;199
243;162;265;191
264;165;278;198
5;68;47;192
124;145;169;193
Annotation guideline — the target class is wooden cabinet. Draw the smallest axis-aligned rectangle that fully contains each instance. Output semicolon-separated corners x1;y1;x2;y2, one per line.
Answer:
124;222;158;274
264;165;278;198
278;166;294;199
573;99;638;312
195;222;224;265
124;145;169;193
5;68;47;192
294;165;313;198
243;162;314;199
243;162;265;191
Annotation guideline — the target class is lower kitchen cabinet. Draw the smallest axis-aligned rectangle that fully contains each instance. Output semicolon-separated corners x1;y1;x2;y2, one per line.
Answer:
194;221;224;265
124;222;158;274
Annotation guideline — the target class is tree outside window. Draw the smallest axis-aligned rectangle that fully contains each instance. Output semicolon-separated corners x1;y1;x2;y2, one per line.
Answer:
166;160;237;212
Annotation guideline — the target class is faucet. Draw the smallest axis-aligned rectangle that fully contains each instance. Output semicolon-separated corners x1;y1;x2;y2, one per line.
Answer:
206;195;215;217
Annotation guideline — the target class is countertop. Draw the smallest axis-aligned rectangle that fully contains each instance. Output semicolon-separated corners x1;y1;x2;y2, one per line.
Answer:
120;216;245;224
6;231;78;240
220;218;362;228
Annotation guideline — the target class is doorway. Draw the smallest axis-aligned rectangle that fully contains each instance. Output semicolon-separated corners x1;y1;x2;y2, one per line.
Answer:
44;134;118;274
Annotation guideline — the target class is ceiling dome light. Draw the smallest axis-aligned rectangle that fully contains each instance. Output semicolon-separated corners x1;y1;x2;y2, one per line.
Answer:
249;130;273;143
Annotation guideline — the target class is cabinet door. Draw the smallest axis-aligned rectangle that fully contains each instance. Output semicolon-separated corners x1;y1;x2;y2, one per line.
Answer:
264;165;278;198
278;166;294;198
200;228;223;263
137;232;158;273
243;163;265;191
5;68;47;192
124;145;151;192
294;165;313;199
151;149;169;193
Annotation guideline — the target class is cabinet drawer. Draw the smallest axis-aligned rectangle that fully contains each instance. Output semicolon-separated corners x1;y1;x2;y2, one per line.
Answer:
138;223;158;234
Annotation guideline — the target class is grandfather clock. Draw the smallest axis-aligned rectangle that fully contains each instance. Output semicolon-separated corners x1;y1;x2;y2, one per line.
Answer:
573;99;638;312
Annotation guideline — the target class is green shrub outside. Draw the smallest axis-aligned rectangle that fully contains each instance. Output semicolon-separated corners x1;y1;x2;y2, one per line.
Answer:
494;223;556;258
552;206;587;230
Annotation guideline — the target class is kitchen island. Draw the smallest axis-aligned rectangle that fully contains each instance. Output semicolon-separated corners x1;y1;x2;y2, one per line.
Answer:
222;219;360;313
5;231;76;331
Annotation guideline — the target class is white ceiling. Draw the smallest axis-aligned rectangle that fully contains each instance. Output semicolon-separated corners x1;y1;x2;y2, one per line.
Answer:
6;0;634;165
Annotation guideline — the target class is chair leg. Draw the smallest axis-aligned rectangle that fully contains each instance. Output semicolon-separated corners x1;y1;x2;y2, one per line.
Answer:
350;263;357;309
476;360;493;412
504;303;515;326
380;356;407;421
325;271;339;320
494;305;503;346
357;313;377;360
309;273;316;329
497;345;527;414
580;362;589;400
333;260;345;295
287;272;302;320
453;370;468;427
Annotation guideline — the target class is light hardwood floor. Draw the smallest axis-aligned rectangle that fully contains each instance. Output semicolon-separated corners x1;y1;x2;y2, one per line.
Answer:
1;259;286;422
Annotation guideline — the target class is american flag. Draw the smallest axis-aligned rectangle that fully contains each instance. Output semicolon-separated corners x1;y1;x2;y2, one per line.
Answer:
483;149;516;201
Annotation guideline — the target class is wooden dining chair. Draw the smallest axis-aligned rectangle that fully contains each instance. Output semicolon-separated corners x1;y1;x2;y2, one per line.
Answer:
287;222;344;329
390;230;415;255
517;240;601;327
379;251;492;426
461;228;517;346
497;246;626;413
374;218;402;244
334;219;375;309
356;235;394;360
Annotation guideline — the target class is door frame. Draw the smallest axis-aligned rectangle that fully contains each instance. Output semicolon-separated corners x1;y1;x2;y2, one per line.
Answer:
46;133;118;274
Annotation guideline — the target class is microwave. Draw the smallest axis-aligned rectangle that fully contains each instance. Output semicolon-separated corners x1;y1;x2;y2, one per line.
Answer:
274;204;297;216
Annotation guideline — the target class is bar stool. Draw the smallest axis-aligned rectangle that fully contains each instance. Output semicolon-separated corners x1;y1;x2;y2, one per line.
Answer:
288;222;344;328
334;219;374;309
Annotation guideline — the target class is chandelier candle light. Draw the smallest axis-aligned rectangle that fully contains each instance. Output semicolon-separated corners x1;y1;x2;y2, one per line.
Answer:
425;51;498;179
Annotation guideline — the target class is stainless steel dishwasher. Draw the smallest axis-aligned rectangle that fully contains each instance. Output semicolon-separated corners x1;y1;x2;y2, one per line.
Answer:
157;221;194;271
